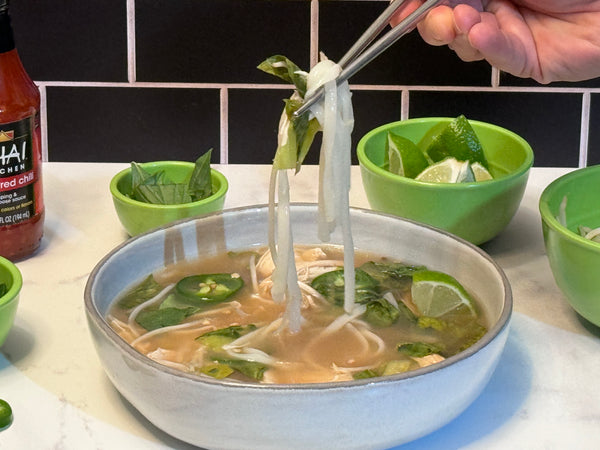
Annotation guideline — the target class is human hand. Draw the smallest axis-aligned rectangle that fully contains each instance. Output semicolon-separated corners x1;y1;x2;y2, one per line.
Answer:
391;0;600;83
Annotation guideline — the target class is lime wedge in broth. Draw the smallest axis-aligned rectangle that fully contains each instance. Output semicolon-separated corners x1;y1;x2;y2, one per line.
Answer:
411;270;477;318
385;132;429;178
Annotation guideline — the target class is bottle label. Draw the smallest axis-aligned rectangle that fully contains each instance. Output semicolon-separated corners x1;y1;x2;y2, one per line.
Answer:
0;116;37;226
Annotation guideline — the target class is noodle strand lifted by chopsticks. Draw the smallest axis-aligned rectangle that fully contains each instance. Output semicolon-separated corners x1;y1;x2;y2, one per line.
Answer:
269;56;356;332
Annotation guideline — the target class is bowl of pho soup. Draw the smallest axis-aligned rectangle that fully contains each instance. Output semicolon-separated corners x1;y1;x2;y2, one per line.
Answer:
85;204;511;449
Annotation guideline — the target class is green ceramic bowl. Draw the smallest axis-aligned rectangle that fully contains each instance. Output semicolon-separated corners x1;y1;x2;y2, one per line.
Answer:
0;256;22;346
357;118;534;245
110;161;228;236
539;165;600;326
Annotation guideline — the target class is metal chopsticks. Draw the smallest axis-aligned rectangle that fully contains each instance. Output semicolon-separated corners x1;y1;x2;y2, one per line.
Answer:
294;0;444;117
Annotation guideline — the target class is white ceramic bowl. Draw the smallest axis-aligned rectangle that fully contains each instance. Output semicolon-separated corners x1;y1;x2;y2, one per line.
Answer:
84;204;512;449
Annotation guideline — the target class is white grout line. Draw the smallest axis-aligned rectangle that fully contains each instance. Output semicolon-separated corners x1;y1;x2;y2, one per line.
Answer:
126;0;136;83
38;84;48;162
310;0;319;67
579;92;590;168
400;89;409;120
36;79;600;94
220;88;229;164
491;67;500;88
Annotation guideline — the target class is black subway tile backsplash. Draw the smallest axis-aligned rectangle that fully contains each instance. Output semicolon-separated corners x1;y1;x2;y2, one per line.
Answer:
228;88;292;165
10;0;127;82
136;0;311;83
500;72;600;88
4;0;597;166
588;94;600;166
46;86;221;162
409;91;582;167
319;1;493;86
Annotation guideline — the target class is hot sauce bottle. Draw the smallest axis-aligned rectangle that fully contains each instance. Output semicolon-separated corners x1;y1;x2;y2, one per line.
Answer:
0;0;44;261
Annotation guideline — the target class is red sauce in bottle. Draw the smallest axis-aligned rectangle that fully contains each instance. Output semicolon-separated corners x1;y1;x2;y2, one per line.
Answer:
0;1;44;261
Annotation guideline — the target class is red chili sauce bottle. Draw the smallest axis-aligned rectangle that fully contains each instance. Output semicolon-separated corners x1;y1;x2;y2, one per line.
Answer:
0;0;44;261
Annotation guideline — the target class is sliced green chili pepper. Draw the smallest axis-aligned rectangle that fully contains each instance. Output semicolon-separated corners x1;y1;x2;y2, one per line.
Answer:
176;273;244;305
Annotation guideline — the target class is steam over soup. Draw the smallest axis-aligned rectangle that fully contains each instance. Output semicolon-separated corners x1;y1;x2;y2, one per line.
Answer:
107;245;487;384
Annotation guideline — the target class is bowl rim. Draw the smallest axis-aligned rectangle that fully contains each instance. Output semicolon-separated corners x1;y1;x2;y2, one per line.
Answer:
0;255;22;307
356;117;534;189
109;160;228;210
539;164;600;251
85;203;513;391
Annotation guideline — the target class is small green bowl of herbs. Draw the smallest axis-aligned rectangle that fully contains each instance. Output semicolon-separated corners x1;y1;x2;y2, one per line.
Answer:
110;151;228;236
0;255;22;348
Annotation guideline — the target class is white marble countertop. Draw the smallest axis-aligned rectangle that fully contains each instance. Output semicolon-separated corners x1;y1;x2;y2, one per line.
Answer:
1;163;599;449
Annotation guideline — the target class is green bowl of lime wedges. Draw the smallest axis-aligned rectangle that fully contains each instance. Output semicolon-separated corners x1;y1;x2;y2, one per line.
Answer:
357;117;534;245
539;165;600;327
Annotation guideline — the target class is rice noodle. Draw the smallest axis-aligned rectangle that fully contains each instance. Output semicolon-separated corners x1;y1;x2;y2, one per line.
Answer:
249;253;259;293
320;304;367;336
221;318;282;364
584;227;600;241
269;56;356;333
131;322;214;348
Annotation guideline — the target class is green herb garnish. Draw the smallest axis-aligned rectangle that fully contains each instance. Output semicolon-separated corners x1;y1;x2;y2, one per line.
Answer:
135;306;198;331
129;149;214;204
215;359;268;381
0;283;7;298
397;342;444;358
117;275;163;310
196;324;257;351
257;55;321;172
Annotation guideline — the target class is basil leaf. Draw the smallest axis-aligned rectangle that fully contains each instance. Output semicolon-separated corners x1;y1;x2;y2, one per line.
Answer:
196;325;257;351
257;55;307;97
397;342;444;358
258;55;321;172
188;149;213;201
353;369;379;380
360;261;426;289
363;297;400;327
117;275;163;310
216;359;268;381
198;324;257;340
135;306;198;331
135;183;192;205
130;162;155;194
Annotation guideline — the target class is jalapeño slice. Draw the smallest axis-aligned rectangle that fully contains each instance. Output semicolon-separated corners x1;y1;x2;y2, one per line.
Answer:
311;269;379;306
176;273;244;305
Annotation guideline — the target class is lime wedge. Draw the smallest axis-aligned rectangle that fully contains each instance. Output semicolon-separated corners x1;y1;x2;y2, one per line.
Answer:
0;399;12;429
471;162;493;181
415;157;474;183
411;270;476;318
385;132;429;178
424;115;489;168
